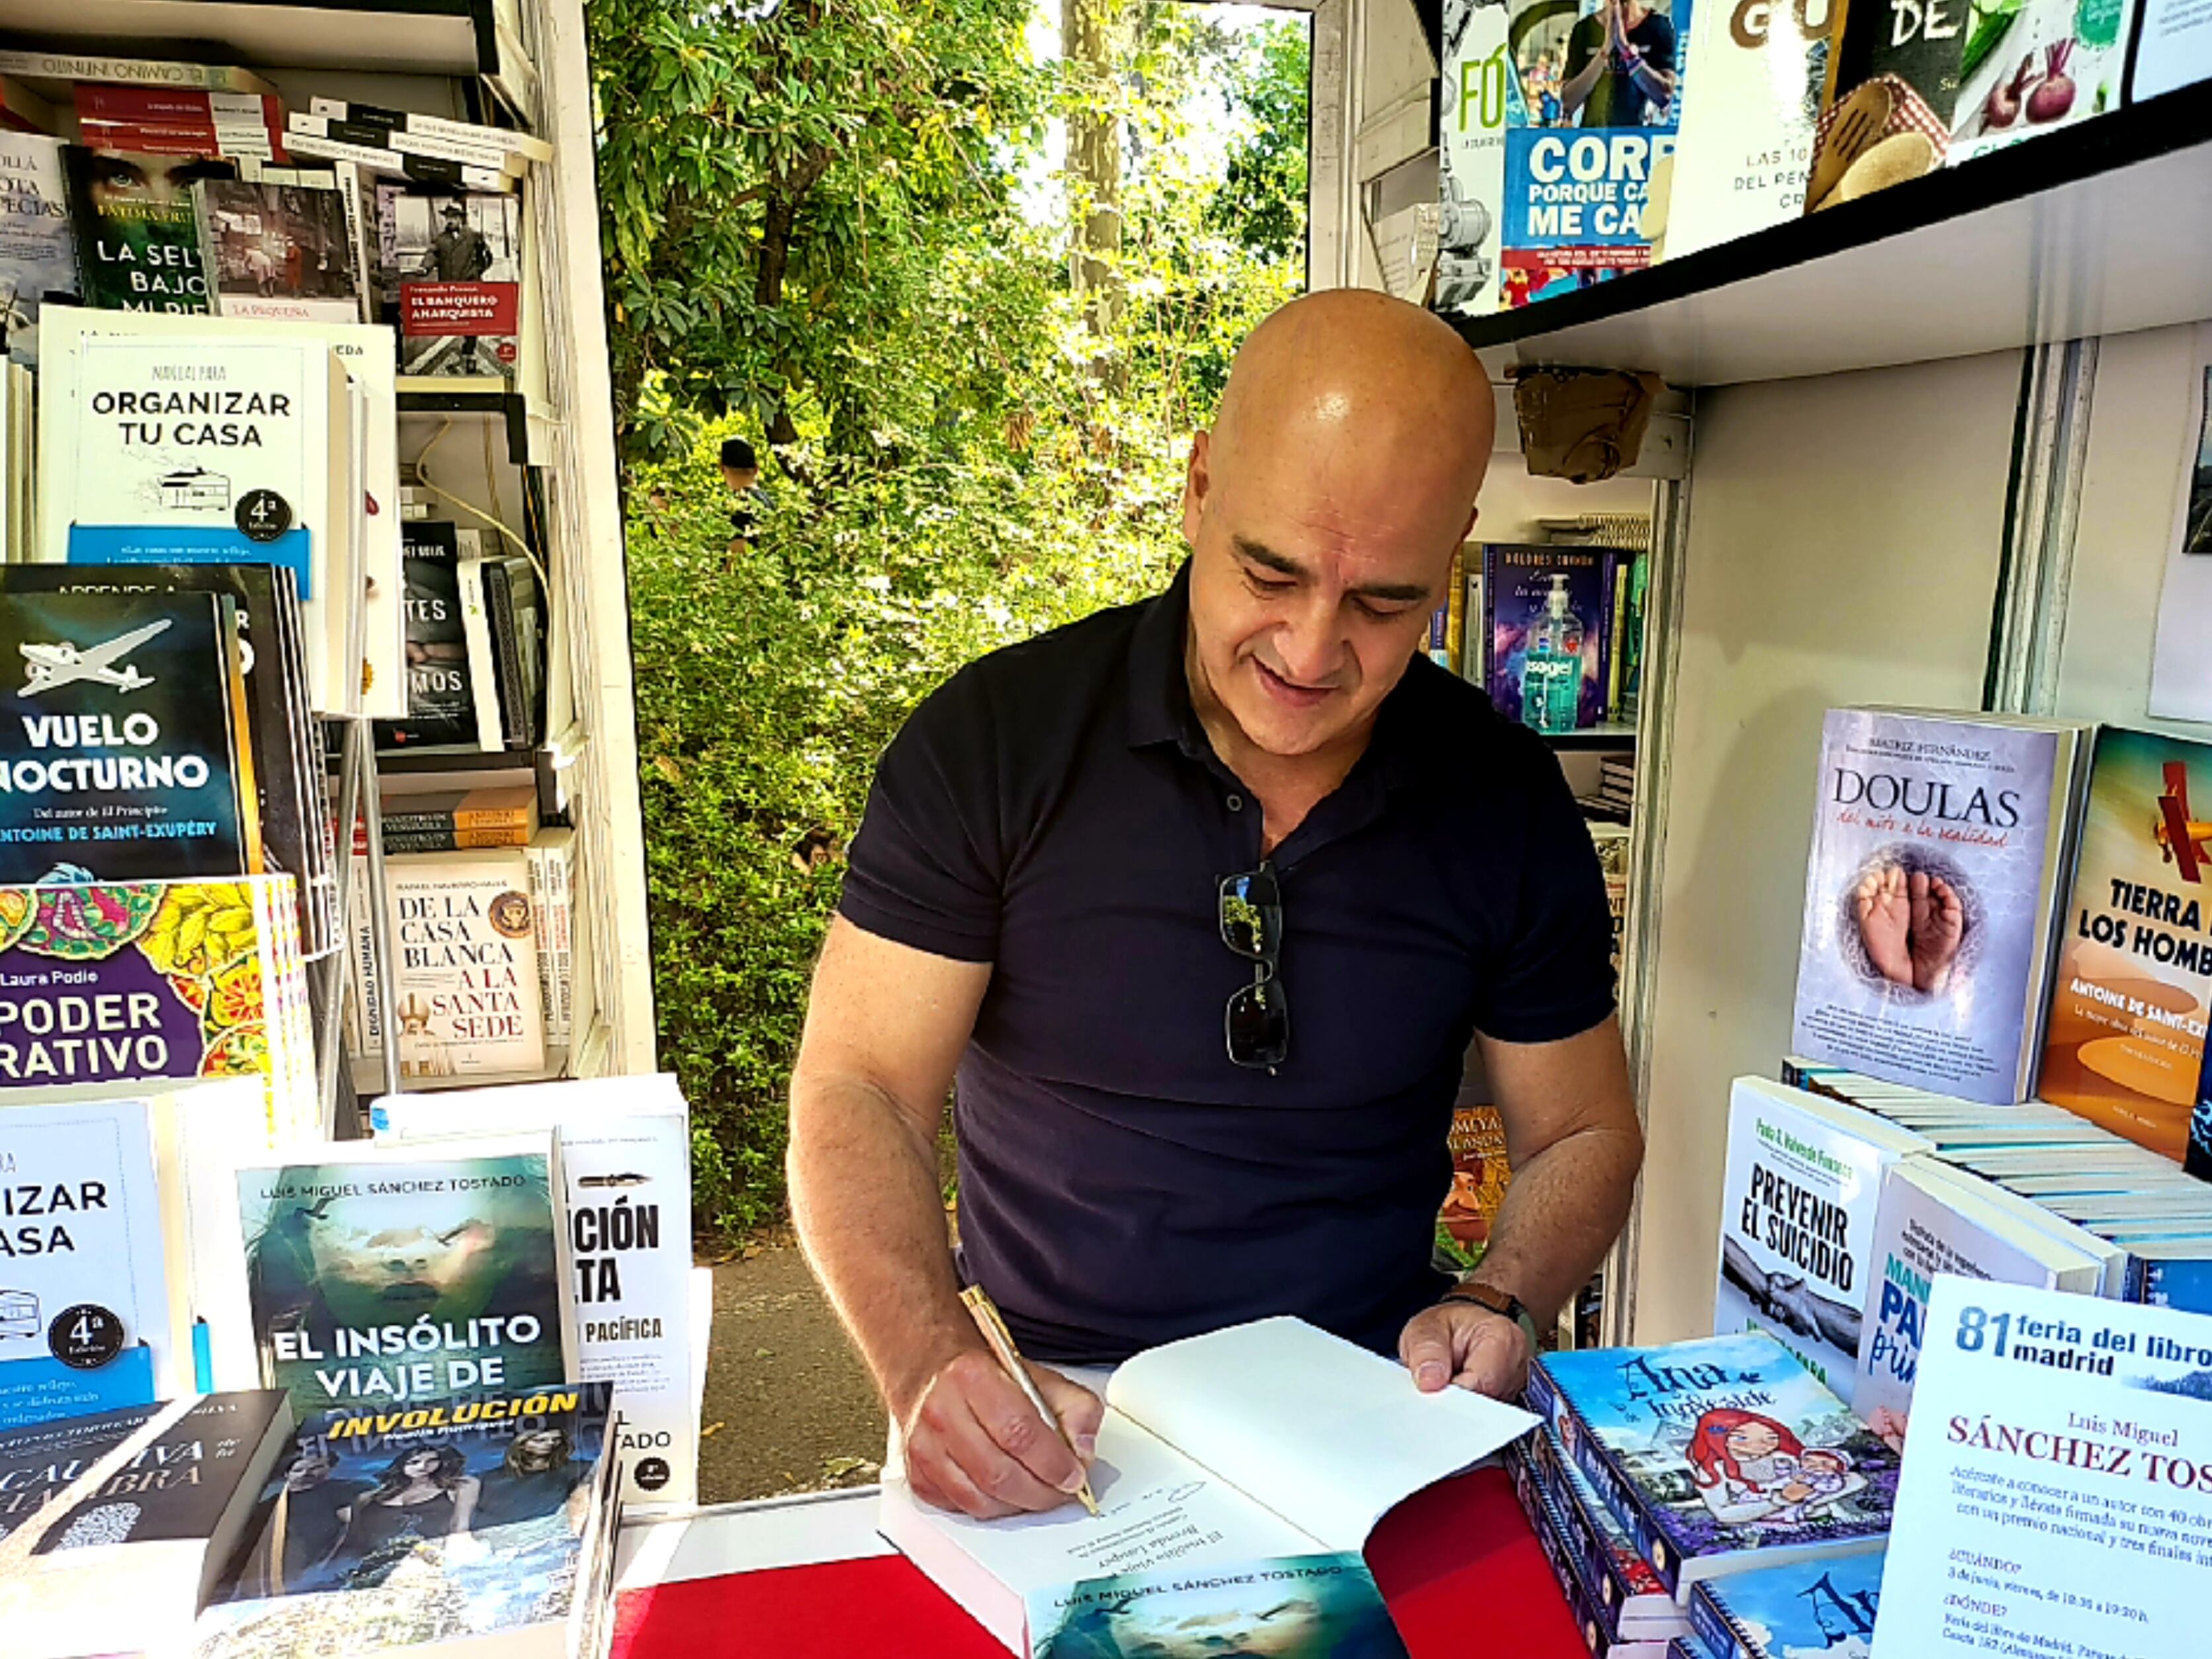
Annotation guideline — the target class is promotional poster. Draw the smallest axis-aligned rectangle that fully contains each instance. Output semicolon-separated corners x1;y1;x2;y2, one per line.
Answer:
0;587;255;884
1793;709;2078;1105
235;1145;567;1412
2040;726;2212;1161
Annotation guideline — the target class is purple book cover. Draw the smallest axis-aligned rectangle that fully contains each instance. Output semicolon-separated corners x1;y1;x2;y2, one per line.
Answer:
1792;708;2076;1104
1484;544;1611;728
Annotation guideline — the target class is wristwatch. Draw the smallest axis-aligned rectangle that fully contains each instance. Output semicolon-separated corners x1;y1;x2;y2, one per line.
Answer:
1441;1278;1541;1350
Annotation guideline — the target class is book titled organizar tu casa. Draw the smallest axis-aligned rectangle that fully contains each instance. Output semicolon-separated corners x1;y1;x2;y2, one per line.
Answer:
1792;707;2090;1105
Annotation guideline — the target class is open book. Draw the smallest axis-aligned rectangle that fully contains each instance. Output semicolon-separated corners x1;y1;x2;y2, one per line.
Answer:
877;1316;1539;1654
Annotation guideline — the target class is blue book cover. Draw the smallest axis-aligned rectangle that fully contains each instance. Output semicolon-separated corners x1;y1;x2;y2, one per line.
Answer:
1506;1439;1618;1656
1484;544;1610;730
1525;1333;1896;1597
201;1382;612;1651
1526;1416;1678;1625
1024;1552;1408;1659
2130;1244;2212;1314
0;585;255;884
1690;1549;1883;1659
1792;708;2084;1105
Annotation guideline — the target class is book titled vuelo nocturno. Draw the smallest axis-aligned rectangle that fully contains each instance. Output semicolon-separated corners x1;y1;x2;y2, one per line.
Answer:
0;585;258;884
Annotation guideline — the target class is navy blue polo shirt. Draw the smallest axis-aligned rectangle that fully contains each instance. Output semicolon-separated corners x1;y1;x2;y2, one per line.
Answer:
838;562;1615;1364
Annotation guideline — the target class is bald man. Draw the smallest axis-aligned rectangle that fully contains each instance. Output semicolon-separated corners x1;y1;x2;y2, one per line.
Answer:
788;290;1642;1519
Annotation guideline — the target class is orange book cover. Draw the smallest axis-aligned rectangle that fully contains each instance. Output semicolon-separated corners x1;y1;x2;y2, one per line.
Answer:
1435;1105;1511;1272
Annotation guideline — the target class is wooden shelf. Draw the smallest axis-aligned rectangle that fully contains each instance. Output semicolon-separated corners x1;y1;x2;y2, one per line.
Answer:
1453;91;2212;388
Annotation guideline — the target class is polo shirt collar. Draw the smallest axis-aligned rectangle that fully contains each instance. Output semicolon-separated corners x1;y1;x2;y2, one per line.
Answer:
1125;558;1433;792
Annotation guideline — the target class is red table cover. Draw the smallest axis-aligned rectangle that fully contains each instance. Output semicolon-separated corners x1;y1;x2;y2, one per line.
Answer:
611;1465;1588;1658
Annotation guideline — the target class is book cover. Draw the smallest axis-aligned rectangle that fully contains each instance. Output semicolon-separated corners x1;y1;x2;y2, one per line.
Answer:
60;146;232;314
0;1099;171;1431
1485;544;1611;730
1852;1159;2107;1433
1688;1547;1883;1659
2041;726;2212;1165
1714;1079;1931;1408
1873;1279;2212;1657
1435;1104;1511;1273
30;1388;290;1554
0;133;74;364
351;847;545;1079
1500;0;1693;304
0;585;257;884
374;521;482;748
196;177;361;325
1433;1;1513;319
232;1139;568;1414
376;1075;695;1508
0;1400;160;1536
198;1382;613;1654
381;785;536;833
372;182;521;383
1507;1444;1623;1655
0;878;312;1143
2133;0;2212;98
1026;1552;1408;1659
1793;708;2085;1104
1524;1420;1689;1639
1525;1332;1898;1597
1659;0;1827;257
0;564;329;957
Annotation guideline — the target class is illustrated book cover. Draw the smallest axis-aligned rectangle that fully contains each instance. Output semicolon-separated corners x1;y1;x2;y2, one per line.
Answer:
0;132;74;362
1713;1077;1932;1407
0;878;316;1144
208;1134;573;1420
194;177;362;325
1435;1103;1511;1273
1687;1545;1883;1659
1025;1553;1407;1659
195;1382;616;1659
1484;544;1615;732
878;1316;1536;1654
1524;1332;1898;1599
2040;726;2212;1164
1792;707;2089;1104
0;584;259;884
60;147;232;314
378;1074;698;1509
371;182;521;385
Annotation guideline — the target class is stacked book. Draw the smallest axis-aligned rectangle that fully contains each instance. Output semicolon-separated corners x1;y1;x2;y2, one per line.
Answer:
1511;1330;1898;1659
72;81;287;161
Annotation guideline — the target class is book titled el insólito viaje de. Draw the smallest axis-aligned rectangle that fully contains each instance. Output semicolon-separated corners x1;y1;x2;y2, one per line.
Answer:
219;1133;572;1421
1524;1332;1897;1600
1791;707;2090;1105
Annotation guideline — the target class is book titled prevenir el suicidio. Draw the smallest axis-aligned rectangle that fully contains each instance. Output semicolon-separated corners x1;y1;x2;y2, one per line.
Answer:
1791;708;2090;1105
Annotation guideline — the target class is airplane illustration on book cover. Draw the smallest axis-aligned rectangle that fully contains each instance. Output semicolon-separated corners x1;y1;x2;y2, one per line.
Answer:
18;618;171;696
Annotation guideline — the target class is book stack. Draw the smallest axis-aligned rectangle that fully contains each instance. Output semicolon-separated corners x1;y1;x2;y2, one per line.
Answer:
72;82;287;161
1521;1332;1898;1613
1504;1423;1694;1656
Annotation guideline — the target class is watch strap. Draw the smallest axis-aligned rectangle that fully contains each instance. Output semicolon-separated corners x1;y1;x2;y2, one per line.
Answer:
1442;1279;1541;1348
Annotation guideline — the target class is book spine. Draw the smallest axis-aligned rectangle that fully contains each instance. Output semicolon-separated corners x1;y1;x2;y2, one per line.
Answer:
361;826;533;853
482;560;532;751
1460;566;1486;683
379;804;534;833
1529;1426;1642;1620
1687;1582;1754;1659
289;114;525;175
1537;1375;1684;1599
0;52;276;93
1508;1446;1613;1652
456;552;506;751
306;96;554;163
282;131;513;193
1603;553;1627;721
528;836;572;1048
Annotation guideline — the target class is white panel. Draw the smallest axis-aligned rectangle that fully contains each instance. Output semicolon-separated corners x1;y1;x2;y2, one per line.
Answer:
1474;465;1656;544
1631;352;2023;1345
2055;325;2212;740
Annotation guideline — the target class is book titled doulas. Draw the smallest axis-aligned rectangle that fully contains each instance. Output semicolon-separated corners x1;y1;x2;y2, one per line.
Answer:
1791;708;2091;1105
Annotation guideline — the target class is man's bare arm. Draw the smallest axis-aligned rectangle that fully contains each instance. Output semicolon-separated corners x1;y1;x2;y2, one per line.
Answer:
787;916;1101;1516
1477;1013;1643;1323
1398;1014;1642;1394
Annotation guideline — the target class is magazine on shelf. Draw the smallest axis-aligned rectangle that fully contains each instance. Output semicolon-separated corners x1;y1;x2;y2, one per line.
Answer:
2040;726;2212;1166
1791;707;2091;1104
1713;1078;1932;1407
1523;1332;1897;1601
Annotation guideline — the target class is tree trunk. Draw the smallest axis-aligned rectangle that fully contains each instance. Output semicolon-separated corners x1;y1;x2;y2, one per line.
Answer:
1065;0;1125;349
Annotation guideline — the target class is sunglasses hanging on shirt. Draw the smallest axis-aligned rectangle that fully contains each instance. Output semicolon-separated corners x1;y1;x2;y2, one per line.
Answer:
1218;864;1289;1070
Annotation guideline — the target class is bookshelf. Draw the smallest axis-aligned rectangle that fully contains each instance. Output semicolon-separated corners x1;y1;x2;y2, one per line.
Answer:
5;0;656;1089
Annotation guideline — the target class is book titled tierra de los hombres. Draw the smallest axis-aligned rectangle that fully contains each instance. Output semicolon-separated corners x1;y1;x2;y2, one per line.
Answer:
1792;708;2090;1104
0;584;259;884
213;1134;573;1420
0;878;317;1144
1523;1332;1898;1601
1713;1078;1931;1408
196;1382;618;1659
2040;726;2212;1166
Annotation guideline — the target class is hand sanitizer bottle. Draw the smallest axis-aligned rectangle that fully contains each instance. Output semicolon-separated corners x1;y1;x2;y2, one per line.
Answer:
1519;573;1585;734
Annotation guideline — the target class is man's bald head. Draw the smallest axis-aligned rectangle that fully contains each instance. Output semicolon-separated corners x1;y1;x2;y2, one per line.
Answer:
1179;291;1496;763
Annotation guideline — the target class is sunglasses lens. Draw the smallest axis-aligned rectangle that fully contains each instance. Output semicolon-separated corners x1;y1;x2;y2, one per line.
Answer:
1218;871;1282;959
1226;977;1289;1068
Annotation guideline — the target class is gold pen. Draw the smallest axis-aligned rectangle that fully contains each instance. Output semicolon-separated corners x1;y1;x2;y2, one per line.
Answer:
959;1283;1102;1517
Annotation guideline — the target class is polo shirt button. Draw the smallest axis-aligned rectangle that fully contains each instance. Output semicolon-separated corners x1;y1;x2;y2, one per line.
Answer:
1226;794;1243;812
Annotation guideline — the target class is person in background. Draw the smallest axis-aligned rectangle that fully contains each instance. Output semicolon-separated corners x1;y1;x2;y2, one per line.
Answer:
1560;0;1677;127
722;437;763;552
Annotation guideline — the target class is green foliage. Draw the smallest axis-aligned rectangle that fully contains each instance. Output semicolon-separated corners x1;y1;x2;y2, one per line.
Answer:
1208;22;1312;265
613;8;1308;1236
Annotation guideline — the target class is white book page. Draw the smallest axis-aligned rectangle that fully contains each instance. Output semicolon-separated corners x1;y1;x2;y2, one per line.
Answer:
882;1403;1318;1599
1104;1316;1538;1553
